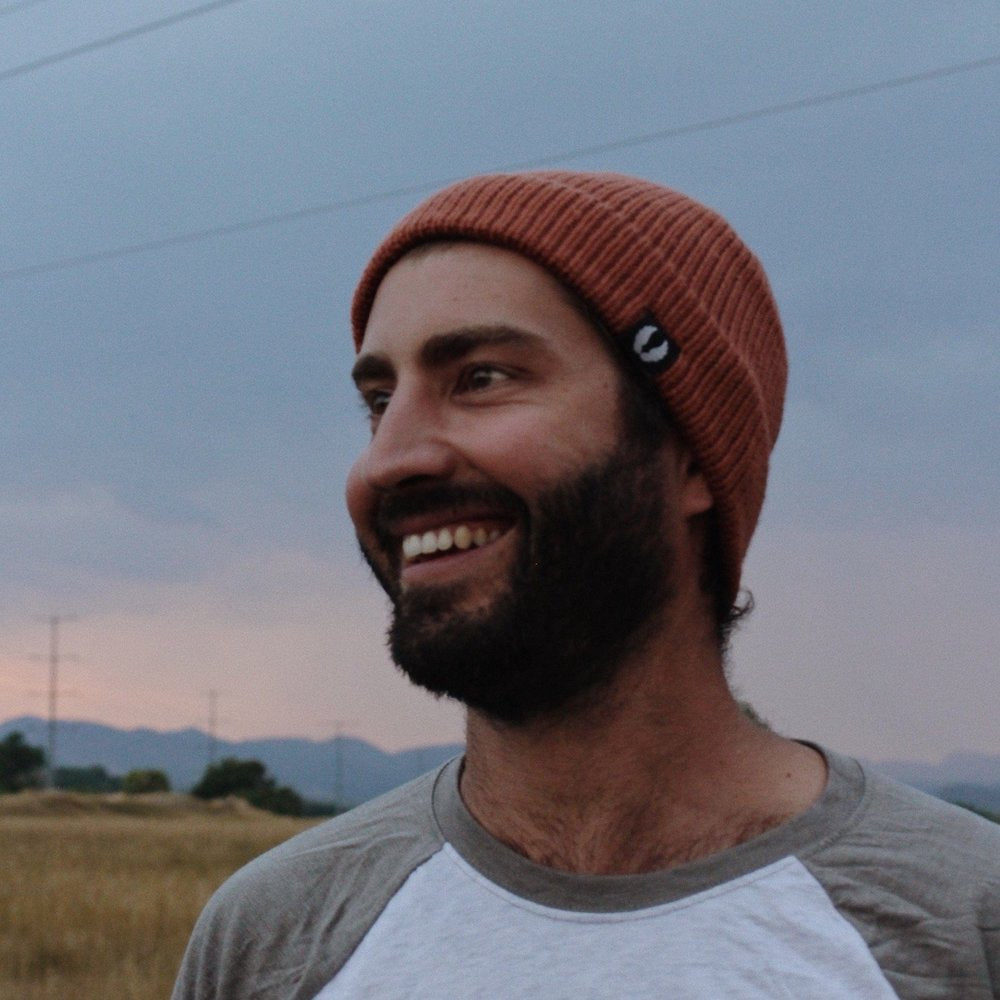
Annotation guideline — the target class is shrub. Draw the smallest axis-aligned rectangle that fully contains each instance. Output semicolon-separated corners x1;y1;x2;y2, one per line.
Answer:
55;765;122;793
0;732;45;792
191;758;303;816
122;769;171;794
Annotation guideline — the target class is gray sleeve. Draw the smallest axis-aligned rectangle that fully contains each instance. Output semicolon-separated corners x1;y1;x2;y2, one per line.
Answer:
172;770;445;1000
805;764;1000;1000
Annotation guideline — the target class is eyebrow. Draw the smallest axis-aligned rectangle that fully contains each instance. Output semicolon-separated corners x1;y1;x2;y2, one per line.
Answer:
351;325;545;386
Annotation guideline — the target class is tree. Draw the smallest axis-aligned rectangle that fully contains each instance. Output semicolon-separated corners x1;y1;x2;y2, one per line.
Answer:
122;769;171;794
55;764;122;792
192;758;267;798
0;732;46;792
953;802;1000;825
191;757;304;816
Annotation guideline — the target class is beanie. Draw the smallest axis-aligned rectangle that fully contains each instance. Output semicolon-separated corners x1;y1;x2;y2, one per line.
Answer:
351;171;787;604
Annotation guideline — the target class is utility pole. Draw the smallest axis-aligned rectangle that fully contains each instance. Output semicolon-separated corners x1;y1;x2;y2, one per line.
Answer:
206;689;220;768
332;719;351;806
38;614;77;789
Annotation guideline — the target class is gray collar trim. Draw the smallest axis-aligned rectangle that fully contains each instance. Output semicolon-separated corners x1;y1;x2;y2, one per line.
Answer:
431;745;866;912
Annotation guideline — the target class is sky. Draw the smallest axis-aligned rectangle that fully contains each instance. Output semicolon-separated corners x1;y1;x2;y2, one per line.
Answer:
2;0;997;760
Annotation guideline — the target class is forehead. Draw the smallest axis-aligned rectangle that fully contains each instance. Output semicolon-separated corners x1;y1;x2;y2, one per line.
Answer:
358;242;614;365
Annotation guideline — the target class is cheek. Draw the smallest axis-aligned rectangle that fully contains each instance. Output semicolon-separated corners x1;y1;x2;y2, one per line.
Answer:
344;457;374;535
473;410;619;490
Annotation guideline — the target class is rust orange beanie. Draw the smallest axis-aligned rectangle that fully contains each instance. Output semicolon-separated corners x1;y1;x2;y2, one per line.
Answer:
351;171;787;603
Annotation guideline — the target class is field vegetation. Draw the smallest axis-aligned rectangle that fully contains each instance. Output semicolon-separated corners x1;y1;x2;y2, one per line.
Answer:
0;790;317;999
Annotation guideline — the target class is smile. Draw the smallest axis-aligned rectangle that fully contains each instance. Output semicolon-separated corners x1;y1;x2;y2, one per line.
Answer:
401;524;505;565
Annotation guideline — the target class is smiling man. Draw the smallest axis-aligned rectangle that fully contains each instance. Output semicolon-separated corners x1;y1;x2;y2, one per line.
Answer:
348;242;700;730
175;172;999;999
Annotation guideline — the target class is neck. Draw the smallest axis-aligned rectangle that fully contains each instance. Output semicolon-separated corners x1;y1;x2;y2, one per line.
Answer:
460;639;825;875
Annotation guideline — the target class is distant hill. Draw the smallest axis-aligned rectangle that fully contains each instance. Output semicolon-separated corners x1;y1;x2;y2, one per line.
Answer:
933;783;1000;815
866;752;1000;789
4;716;997;813
0;716;462;806
860;754;1000;814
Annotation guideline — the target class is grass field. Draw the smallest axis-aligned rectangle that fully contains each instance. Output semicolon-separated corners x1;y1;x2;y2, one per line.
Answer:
0;791;317;999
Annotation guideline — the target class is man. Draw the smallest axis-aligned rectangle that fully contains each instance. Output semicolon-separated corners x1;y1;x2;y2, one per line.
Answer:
174;172;999;998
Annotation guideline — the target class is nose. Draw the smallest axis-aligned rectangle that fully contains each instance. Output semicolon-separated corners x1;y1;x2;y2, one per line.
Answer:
351;389;457;495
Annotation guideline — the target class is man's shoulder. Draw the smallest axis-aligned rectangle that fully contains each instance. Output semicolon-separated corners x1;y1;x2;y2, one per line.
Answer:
794;751;1000;996
807;753;999;963
213;765;445;913
852;761;1000;864
810;752;1000;879
173;766;450;999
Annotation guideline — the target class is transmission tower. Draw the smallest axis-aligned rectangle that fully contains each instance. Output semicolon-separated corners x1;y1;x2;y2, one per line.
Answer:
37;614;77;789
206;689;220;767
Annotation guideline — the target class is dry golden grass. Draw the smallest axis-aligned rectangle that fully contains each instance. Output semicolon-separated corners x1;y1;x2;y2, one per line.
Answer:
0;791;318;999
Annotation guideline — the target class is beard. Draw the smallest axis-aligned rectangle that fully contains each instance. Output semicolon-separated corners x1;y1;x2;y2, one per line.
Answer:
360;438;676;726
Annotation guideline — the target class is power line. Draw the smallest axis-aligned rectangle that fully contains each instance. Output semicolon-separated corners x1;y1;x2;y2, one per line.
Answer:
2;52;997;283
0;179;447;281
498;53;1000;169
0;0;251;83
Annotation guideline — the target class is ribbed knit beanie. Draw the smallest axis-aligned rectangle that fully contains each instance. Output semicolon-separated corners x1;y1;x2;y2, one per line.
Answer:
351;171;787;603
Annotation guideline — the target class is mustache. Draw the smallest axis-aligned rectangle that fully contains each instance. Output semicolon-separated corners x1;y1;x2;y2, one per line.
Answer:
373;482;525;542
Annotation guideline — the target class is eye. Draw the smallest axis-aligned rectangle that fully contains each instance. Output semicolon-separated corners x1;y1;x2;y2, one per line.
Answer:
359;388;391;427
457;364;511;393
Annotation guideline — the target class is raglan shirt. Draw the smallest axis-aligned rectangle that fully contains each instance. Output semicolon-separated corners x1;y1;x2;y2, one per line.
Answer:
173;747;1000;999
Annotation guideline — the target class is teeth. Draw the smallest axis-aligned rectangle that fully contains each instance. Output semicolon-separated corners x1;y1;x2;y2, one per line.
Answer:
402;524;504;563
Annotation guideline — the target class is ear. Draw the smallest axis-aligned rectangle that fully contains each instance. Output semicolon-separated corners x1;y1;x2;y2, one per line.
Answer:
675;445;714;519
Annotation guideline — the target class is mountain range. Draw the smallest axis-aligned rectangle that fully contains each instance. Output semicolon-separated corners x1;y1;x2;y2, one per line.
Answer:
0;716;461;806
2;716;997;812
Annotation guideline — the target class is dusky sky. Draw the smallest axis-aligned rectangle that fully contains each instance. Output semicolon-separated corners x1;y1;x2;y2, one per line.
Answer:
2;0;997;760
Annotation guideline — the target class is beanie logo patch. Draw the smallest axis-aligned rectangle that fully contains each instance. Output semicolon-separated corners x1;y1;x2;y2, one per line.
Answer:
628;315;678;373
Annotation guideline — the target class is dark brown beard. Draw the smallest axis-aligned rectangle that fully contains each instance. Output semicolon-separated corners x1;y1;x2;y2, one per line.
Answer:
362;437;675;726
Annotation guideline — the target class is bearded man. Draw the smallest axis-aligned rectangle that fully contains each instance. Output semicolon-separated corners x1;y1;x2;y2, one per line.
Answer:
175;172;999;999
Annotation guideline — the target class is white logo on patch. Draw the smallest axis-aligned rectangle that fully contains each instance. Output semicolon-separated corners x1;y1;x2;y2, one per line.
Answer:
633;323;670;363
625;314;678;373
